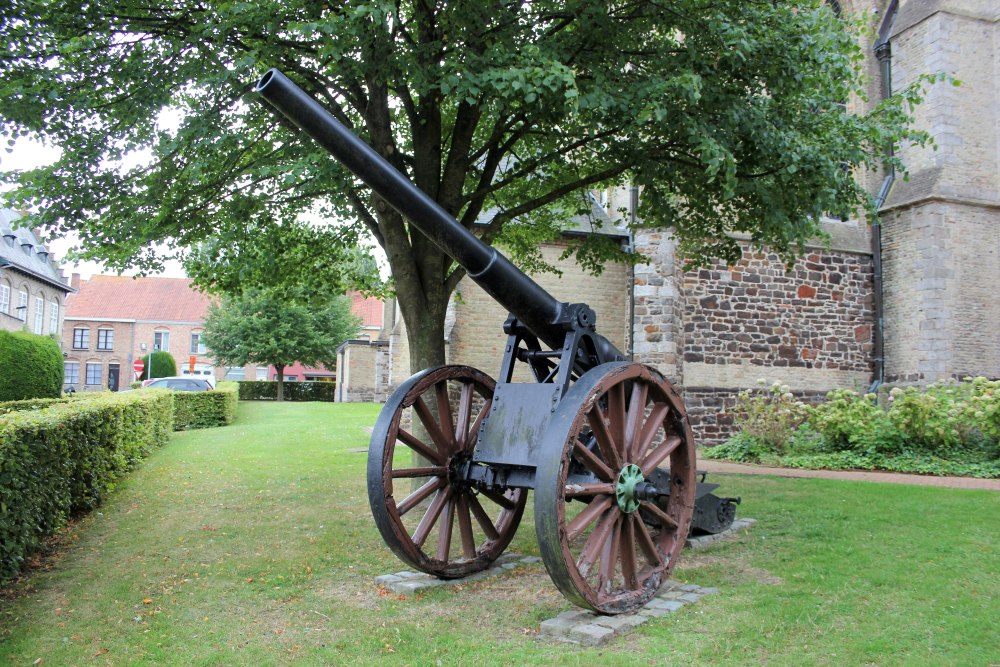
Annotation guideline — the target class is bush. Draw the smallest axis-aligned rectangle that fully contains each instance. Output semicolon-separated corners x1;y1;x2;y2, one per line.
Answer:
237;380;337;402
0;397;71;415
0;391;173;583
171;382;239;430
730;380;810;454
138;351;177;381
0;330;63;401
706;377;1000;478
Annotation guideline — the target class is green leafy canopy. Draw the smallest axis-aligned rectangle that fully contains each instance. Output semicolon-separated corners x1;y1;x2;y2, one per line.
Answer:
0;0;939;368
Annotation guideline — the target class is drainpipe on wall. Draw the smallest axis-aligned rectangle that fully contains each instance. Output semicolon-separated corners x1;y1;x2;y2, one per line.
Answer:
868;0;898;395
628;185;639;362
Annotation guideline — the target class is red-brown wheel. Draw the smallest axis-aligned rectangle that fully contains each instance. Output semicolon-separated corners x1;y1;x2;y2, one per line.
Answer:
534;362;696;614
368;365;527;578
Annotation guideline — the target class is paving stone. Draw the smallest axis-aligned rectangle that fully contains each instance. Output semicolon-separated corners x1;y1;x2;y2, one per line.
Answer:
568;623;616;646
395;571;425;580
521;556;542;564
678;593;702;603
699;587;720;595
645;597;686;612
657;589;687;600
592;613;649;632
374;574;401;586
638;606;672;618
539;616;579;638
679;584;701;592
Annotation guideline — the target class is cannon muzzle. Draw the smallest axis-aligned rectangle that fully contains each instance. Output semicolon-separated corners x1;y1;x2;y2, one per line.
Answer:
254;69;621;362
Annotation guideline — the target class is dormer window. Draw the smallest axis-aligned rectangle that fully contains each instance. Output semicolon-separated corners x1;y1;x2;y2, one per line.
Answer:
2;233;15;246
21;242;32;255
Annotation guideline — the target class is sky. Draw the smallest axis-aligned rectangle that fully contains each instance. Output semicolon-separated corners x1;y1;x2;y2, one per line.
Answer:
1;134;187;281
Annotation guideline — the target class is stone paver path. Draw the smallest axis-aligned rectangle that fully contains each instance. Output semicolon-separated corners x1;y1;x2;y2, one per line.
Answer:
698;458;1000;491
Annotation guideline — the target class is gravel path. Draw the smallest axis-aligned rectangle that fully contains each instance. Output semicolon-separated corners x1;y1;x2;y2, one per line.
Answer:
697;458;1000;491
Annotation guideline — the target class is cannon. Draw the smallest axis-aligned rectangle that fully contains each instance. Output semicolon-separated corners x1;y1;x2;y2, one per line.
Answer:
254;69;738;614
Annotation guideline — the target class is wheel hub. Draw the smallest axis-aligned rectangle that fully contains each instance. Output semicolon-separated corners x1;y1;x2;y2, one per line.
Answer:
615;464;646;513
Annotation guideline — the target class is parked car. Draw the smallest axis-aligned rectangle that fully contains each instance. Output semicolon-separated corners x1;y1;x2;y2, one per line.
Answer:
143;377;214;392
143;373;216;389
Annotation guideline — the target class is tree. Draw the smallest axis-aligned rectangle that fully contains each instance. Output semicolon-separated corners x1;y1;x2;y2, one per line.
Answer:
1;1;938;376
138;350;177;382
0;331;62;400
201;288;360;401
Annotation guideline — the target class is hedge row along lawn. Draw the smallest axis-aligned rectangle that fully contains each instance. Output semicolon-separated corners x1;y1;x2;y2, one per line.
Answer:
2;401;998;665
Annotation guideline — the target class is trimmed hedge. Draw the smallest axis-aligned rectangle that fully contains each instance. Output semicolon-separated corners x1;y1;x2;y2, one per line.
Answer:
171;382;239;430
0;391;173;583
0;330;63;401
237;380;337;402
0;397;71;415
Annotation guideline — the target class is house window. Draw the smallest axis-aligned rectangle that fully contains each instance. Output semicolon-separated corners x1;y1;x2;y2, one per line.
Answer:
85;363;101;386
97;329;114;351
190;332;207;355
33;296;44;334
154;330;170;352
224;367;245;381
0;284;9;314
64;362;80;385
73;328;90;350
256;368;268;380
49;302;59;335
17;290;27;320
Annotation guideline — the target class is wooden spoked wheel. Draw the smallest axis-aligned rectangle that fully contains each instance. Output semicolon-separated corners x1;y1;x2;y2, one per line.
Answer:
368;365;527;578
534;362;696;614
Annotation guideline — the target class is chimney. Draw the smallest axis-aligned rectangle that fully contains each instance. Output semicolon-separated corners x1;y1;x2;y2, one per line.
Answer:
71;273;82;290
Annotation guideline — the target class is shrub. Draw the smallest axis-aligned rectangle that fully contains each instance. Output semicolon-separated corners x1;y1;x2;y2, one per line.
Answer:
0;330;63;401
808;388;901;455
0;391;173;583
138;351;177;381
728;380;810;454
171;382;239;430
237;380;337;402
0;397;71;415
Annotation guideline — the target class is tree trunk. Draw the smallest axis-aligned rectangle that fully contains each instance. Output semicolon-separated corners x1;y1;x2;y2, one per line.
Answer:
275;364;285;402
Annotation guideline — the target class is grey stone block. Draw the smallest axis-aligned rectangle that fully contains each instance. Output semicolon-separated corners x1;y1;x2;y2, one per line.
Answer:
374;574;401;586
591;613;648;632
678;593;702;603
568;623;616;646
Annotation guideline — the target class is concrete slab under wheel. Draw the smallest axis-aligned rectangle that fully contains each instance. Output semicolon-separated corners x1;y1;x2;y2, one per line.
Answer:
373;518;756;646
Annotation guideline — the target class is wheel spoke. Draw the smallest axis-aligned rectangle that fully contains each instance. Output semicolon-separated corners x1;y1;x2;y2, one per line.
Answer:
621;515;639;589
413;396;453;455
454;382;475;452
599;513;623;594
435;381;456;454
566;495;614;543
436;494;456;561
633;402;670;461
639;499;679;531
577;509;617;577
397;428;446;466
468;494;500;541
391;466;447;479
456;494;477;559
465;397;493;450
396;477;444;516
633;512;661;567
608;382;627;459
572;439;615;482
412;487;450;548
624;382;648;462
564;482;615;498
640;435;682;477
586;408;623;471
480;487;518;511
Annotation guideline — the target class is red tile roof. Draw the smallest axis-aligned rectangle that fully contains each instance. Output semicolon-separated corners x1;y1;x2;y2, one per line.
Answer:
66;276;386;328
66;276;214;322
351;292;384;328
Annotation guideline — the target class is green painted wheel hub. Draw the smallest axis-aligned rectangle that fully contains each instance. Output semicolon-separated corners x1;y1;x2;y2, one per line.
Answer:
615;464;645;513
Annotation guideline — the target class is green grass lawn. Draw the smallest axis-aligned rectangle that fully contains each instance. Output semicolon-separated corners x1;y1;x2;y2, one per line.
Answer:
2;401;998;666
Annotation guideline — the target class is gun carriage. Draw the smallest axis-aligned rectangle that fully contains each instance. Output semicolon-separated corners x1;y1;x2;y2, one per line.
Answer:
255;69;737;614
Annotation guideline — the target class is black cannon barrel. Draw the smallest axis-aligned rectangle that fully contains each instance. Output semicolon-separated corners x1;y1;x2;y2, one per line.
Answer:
254;68;618;357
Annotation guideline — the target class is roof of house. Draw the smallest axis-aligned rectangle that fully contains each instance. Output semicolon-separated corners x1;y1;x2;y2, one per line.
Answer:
67;276;386;328
66;275;213;322
0;208;73;293
351;292;384;328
